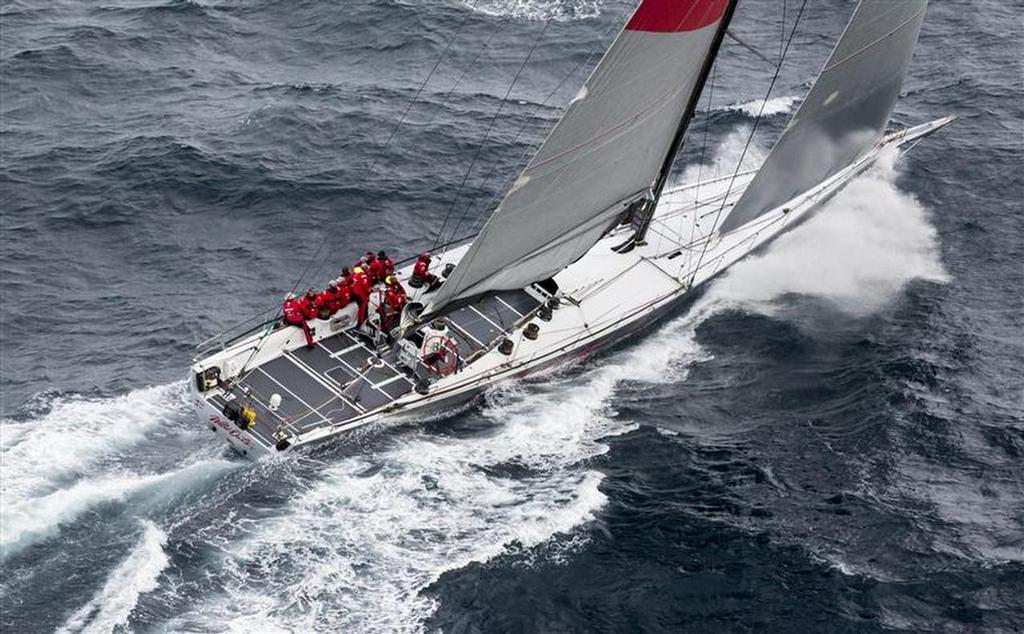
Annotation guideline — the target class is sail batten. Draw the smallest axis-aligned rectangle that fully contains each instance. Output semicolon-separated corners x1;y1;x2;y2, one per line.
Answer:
718;0;928;234
423;0;736;316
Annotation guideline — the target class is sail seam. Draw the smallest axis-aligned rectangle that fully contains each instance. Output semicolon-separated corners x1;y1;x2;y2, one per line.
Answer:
822;6;926;73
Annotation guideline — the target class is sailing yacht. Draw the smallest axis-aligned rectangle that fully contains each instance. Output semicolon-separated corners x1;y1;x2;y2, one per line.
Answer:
191;0;953;456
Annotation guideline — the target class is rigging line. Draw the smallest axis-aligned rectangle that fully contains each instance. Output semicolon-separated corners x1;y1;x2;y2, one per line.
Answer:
461;15;629;239
454;51;595;240
239;12;473;375
430;6;561;253
688;0;808;287
444;22;508;101
725;30;779;68
822;5;925;73
319;17;509;267
780;0;787;64
683;60;716;276
295;10;476;293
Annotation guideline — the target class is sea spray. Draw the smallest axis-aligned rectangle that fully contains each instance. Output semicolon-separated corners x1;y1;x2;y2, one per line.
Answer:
722;95;801;117
459;0;602;21
710;147;949;316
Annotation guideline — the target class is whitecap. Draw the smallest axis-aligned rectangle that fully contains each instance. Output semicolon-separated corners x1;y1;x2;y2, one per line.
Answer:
1;459;237;558
722;95;800;117
458;0;602;22
57;520;170;634
0;382;188;504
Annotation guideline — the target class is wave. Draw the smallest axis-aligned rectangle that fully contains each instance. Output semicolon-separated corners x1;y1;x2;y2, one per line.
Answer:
0;383;188;504
458;0;603;21
720;95;800;117
57;520;170;634
1;458;237;558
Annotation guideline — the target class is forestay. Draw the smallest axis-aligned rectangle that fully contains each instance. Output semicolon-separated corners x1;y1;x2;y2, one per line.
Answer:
719;0;928;233
423;0;735;316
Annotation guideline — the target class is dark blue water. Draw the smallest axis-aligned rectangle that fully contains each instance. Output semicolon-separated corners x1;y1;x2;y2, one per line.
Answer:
2;0;1022;632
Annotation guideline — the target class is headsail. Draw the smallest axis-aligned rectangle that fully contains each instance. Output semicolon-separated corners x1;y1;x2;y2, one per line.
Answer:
718;0;928;233
423;0;736;316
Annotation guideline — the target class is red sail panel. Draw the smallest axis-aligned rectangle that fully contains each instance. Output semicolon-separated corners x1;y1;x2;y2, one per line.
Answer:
626;0;730;33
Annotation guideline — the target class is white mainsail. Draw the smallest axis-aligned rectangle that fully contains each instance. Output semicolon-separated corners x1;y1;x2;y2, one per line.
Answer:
719;0;928;233
423;0;736;316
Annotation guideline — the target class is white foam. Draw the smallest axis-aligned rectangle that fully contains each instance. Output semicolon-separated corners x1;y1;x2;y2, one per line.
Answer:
722;95;800;117
1;459;236;558
710;148;949;316
57;520;170;634
459;0;602;21
168;308;710;633
0;383;188;504
674;125;767;185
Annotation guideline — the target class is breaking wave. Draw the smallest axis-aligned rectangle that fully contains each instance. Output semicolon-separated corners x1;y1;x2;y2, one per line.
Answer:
57;520;170;634
458;0;603;21
722;95;800;117
0;383;190;504
1;458;236;558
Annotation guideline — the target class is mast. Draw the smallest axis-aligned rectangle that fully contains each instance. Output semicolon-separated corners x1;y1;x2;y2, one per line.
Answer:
421;0;741;319
630;0;739;245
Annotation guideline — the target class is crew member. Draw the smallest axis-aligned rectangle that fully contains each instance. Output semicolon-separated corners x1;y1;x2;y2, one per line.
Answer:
300;288;320;320
334;276;352;309
378;275;407;331
355;252;377;279
378;250;395;277
282;292;314;348
349;266;371;326
369;250;389;284
316;283;340;319
410;253;438;289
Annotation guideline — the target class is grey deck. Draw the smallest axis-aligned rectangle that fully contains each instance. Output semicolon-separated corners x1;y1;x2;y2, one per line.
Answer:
438;289;541;360
210;288;542;448
213;330;415;446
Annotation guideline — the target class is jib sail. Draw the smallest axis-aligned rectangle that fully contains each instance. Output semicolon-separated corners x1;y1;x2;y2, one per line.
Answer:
719;0;928;233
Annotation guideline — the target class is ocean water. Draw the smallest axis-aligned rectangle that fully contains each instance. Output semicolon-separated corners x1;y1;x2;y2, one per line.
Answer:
2;0;1022;632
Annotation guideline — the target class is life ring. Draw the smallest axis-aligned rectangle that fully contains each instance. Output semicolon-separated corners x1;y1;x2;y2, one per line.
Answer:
421;334;459;376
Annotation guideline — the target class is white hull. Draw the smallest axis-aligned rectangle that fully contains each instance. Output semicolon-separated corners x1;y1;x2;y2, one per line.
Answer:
192;117;952;457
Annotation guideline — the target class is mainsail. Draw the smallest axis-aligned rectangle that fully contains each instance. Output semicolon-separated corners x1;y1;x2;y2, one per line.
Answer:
423;0;736;316
718;0;928;233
